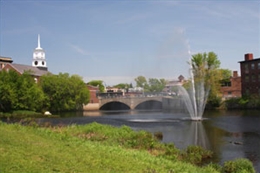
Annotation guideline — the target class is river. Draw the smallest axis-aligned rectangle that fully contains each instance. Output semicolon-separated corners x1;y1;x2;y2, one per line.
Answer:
37;109;260;172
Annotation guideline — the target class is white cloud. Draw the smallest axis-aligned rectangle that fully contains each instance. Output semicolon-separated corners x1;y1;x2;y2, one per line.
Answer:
69;43;89;56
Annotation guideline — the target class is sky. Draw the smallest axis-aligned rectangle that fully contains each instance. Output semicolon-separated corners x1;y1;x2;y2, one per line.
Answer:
0;0;259;86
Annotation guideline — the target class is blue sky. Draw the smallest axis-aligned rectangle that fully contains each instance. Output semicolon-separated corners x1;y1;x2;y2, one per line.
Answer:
1;0;259;86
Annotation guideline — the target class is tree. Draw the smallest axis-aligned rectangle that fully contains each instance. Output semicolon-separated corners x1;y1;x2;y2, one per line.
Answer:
113;83;130;89
40;73;90;112
87;80;105;92
14;71;46;111
147;78;166;92
0;70;19;111
135;76;166;92
135;76;149;91
219;69;232;85
0;70;45;112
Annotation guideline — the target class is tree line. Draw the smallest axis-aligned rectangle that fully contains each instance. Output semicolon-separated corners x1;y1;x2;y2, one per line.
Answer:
0;71;90;113
0;51;233;113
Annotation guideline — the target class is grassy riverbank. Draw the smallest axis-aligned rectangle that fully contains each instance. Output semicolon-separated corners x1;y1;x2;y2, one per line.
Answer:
0;110;58;119
0;122;255;173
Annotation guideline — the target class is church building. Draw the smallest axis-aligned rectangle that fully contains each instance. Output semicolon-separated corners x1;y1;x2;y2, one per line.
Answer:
1;35;50;82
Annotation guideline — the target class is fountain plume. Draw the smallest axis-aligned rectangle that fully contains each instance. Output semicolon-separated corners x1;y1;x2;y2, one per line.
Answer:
176;49;211;121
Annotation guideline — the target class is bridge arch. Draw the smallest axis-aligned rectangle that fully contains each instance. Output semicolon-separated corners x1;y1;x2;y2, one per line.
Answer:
99;101;130;110
135;100;162;110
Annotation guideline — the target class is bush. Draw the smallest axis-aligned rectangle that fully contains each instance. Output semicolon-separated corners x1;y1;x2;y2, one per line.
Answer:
206;96;222;109
180;145;213;166
160;143;179;161
223;158;255;173
225;97;241;109
154;131;163;141
225;96;260;109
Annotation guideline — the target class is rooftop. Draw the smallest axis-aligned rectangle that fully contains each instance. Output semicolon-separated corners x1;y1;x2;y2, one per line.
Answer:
8;63;49;76
0;56;13;63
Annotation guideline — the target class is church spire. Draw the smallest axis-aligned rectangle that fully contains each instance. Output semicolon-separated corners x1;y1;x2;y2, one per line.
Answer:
32;34;47;69
36;34;42;50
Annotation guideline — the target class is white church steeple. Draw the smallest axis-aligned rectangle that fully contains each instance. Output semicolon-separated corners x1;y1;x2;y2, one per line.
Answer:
32;34;47;69
36;34;42;50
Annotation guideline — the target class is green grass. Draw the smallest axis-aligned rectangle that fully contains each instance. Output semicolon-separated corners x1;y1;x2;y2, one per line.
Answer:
0;122;222;173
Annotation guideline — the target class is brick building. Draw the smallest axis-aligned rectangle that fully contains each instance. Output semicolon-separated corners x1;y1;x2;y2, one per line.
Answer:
87;85;100;103
220;71;241;99
239;53;260;96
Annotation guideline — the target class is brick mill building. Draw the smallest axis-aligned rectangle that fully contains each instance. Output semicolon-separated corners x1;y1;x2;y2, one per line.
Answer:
220;71;241;99
239;53;260;96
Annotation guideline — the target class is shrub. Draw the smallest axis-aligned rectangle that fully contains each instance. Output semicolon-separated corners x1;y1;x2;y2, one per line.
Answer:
223;158;255;173
154;131;163;141
180;145;213;166
126;130;156;149
225;97;241;109
160;143;179;161
206;96;222;109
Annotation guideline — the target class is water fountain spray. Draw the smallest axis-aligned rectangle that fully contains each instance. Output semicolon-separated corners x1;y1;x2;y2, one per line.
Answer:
176;48;210;121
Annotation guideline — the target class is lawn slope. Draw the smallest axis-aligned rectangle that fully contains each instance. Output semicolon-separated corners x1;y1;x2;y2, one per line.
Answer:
0;122;218;173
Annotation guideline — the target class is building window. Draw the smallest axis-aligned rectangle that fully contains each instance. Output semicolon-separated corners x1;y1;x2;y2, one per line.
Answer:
251;63;255;70
244;64;249;74
258;62;260;69
228;91;232;95
252;75;256;82
246;88;250;95
245;75;249;82
221;81;231;87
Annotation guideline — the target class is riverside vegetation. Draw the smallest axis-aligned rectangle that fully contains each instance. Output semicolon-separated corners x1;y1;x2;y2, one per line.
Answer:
0;121;255;173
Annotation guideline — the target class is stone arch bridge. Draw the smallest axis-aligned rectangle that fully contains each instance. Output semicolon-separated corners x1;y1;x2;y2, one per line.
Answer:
99;96;163;110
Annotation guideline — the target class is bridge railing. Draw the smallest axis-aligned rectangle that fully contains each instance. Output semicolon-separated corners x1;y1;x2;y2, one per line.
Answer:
97;92;177;99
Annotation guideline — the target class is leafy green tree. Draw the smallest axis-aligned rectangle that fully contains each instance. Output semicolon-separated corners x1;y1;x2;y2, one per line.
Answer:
113;83;130;89
14;72;46;111
135;76;166;92
40;73;90;112
0;70;45;112
70;75;90;109
0;70;19;111
87;80;105;92
219;69;232;85
147;78;166;92
135;76;149;91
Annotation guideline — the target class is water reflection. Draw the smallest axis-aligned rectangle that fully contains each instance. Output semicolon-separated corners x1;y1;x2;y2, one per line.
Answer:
130;119;210;150
186;121;210;149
